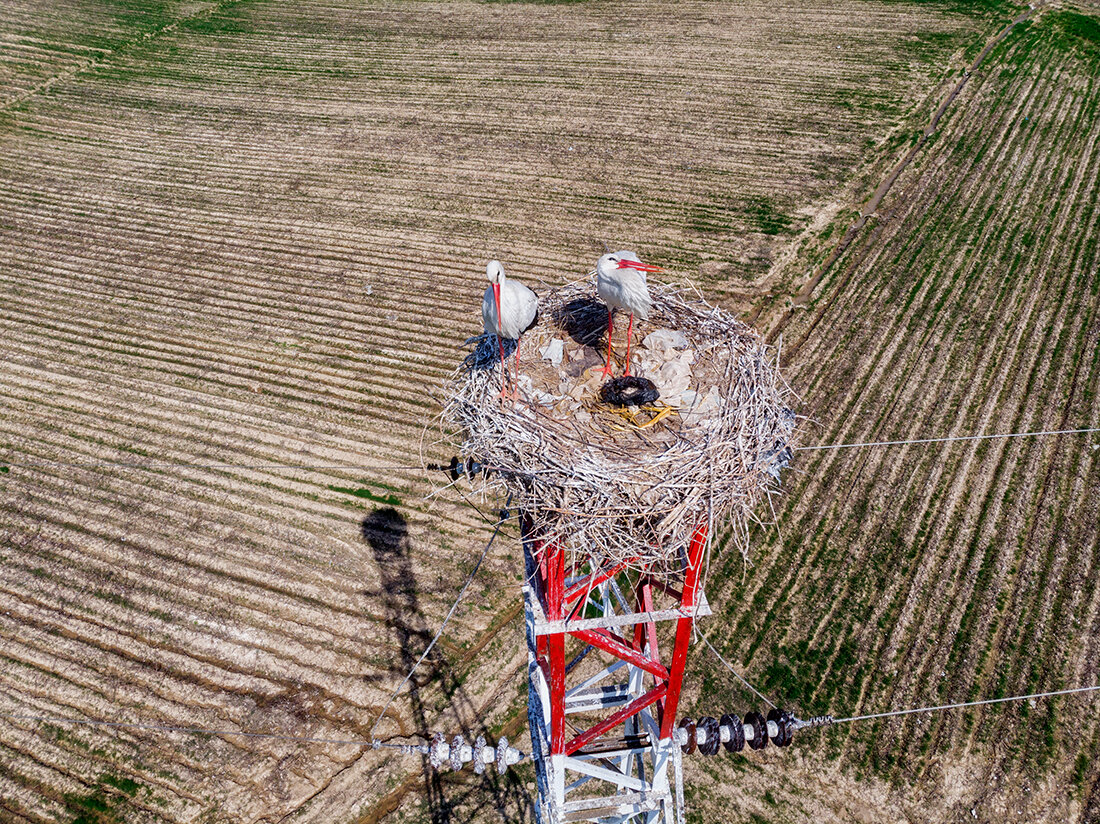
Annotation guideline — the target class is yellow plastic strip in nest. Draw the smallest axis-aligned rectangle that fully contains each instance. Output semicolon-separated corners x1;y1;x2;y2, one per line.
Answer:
606;404;677;431
634;406;676;430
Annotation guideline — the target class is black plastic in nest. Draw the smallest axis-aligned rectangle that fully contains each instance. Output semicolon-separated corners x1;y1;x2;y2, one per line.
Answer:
600;376;660;407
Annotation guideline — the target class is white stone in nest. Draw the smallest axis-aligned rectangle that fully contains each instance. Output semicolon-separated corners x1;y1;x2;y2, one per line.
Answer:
642;329;689;358
640;348;695;405
541;338;564;367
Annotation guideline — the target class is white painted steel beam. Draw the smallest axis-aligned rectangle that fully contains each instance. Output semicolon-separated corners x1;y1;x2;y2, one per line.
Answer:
530;592;712;635
561;756;648;792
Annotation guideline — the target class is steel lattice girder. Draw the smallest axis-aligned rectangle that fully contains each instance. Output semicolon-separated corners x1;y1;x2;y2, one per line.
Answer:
522;519;708;824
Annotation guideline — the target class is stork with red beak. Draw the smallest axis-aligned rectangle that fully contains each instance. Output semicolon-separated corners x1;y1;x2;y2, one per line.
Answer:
482;260;539;398
595;250;662;378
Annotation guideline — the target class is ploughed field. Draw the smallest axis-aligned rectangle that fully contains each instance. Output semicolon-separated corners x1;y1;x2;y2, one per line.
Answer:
1;0;1090;822
686;8;1100;824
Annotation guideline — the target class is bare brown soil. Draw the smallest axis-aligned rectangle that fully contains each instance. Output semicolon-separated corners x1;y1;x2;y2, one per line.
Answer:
7;1;1095;823
682;6;1100;824
781;2;1042;318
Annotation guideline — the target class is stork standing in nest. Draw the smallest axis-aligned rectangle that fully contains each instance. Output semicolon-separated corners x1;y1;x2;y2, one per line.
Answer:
596;251;662;378
482;260;539;399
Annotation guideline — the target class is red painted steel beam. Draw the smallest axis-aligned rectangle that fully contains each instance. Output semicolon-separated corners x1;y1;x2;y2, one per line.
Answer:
571;628;669;681
546;543;567;755
565;684;667;755
632;579;647;652
638;581;661;679
658;522;707;740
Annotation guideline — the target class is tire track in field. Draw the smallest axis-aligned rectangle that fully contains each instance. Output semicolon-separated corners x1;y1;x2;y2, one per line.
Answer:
766;2;1045;353
0;1;995;819
0;0;250;112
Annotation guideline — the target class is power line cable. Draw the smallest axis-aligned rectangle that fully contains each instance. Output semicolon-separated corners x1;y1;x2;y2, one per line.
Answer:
0;711;407;748
2;426;1094;471
829;684;1100;725
794;426;1100;453
10;683;1100;750
700;634;776;709
0;459;435;466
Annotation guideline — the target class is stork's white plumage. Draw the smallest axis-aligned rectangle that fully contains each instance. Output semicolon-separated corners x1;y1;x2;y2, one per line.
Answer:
595;251;662;378
597;250;653;320
482;260;539;398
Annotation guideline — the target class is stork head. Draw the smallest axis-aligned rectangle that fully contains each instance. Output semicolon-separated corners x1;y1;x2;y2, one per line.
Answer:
486;260;505;323
596;252;663;278
486;260;505;285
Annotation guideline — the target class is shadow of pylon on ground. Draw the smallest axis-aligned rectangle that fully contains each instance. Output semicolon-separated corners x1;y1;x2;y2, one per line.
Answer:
361;507;533;823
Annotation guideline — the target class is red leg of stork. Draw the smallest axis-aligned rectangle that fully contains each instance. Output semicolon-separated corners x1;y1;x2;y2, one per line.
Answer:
514;337;522;399
601;309;615;379
624;313;635;377
497;336;509;399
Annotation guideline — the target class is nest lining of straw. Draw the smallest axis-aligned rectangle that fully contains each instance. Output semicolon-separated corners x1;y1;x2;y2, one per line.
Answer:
442;279;797;574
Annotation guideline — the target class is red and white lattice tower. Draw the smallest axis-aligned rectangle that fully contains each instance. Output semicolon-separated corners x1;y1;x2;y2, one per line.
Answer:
523;518;710;824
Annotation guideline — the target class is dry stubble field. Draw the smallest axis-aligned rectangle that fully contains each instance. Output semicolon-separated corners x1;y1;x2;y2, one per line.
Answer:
1;1;1096;823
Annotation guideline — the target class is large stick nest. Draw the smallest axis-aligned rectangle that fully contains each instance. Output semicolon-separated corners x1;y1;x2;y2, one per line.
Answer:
442;279;797;574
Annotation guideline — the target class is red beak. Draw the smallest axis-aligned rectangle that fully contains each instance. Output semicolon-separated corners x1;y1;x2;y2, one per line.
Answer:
617;259;663;273
493;282;502;326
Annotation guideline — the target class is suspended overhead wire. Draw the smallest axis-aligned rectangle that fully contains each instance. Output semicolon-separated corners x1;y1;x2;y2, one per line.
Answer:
700;634;776;709
0;461;433;471
0;711;385;747
831;684;1100;725
2;425;1095;471
3;421;1097;751
793;426;1100;453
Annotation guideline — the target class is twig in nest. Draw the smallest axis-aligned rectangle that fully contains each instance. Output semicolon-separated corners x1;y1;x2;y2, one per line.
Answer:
440;279;800;578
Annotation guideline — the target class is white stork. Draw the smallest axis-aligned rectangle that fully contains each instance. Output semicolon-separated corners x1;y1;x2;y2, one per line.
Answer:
482;260;539;398
595;250;662;378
